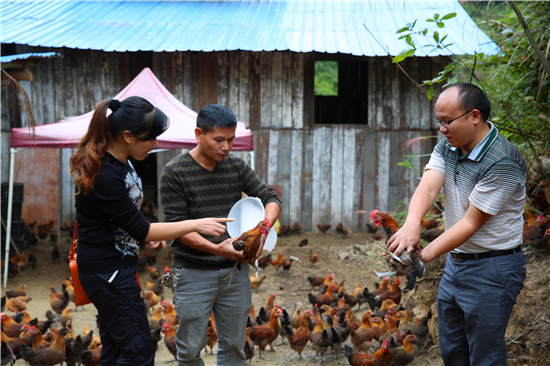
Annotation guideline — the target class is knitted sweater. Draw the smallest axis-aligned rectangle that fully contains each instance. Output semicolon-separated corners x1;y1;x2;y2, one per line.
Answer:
160;152;281;269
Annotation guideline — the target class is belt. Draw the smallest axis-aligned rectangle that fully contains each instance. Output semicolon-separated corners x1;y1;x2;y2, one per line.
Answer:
450;246;521;262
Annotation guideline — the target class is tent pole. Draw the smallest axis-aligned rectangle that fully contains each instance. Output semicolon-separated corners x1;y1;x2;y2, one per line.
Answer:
3;147;17;288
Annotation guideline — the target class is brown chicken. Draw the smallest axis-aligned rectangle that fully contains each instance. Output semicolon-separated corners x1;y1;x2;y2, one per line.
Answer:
420;222;445;243
205;312;218;355
336;223;350;236
49;286;69;315
5;284;26;298
310;317;331;362
307;273;333;288
242;327;255;364
344;338;392;366
309;284;336;307
162;323;177;361
385;315;406;345
148;265;160;280
28;325;49;350
249;307;282;359
282;309;312;358
1;329;33;359
149;306;165;331
373;300;398;324
1;313;23;337
145;279;164;296
38;221;54;243
81;344;102;366
270;252;285;274
257;254;272;271
523;215;550;250
161;300;178;327
388;334;416;366
362;277;390;310
250;275;267;292
290;306;302;329
60;308;73;328
61;280;80;312
6;297;27;313
309;249;318;266
298;238;308;247
339;286;359;308
225;220;271;285
82;325;101;350
370;210;425;291
282;258;293;274
351;312;379;352
20;327;69;366
143;290;159;313
317;223;331;234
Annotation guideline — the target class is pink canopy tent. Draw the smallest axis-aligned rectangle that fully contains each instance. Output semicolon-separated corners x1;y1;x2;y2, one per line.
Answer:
10;67;254;150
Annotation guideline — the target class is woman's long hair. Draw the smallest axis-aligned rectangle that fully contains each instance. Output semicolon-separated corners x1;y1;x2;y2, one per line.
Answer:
70;97;169;194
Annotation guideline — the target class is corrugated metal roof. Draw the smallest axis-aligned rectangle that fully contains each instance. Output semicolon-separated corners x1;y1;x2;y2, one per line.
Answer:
1;1;498;56
0;52;61;63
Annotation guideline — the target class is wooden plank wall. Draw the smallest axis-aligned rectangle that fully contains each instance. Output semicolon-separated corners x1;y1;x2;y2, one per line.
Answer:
18;46;442;233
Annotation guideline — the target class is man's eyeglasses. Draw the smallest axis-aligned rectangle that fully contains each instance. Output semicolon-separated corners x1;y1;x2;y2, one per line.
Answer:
435;109;473;128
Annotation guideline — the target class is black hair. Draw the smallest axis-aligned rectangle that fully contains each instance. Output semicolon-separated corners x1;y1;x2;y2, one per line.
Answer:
449;83;491;122
109;96;169;141
196;104;237;133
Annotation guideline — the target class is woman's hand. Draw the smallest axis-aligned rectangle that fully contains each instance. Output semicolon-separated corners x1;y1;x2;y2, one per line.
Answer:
193;218;234;238
146;241;166;251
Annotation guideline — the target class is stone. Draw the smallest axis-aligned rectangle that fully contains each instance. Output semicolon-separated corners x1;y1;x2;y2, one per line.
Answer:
339;251;349;260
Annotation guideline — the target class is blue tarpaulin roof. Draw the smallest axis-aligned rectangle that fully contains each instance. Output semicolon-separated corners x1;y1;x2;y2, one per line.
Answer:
1;1;499;56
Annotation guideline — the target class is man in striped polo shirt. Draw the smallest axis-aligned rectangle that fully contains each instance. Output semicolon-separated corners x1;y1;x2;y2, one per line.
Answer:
160;104;281;366
387;83;526;365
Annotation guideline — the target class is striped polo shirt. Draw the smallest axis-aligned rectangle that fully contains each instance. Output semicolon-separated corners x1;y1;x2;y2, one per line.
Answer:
425;122;527;253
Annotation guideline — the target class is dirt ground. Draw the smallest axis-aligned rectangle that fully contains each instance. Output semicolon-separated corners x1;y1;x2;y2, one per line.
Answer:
3;230;549;365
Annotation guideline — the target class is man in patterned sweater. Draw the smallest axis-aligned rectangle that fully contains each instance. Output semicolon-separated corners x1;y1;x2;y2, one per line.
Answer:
160;104;281;366
386;83;526;366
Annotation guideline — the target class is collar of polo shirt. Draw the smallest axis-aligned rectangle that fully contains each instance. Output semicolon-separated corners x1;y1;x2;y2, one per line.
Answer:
449;121;498;161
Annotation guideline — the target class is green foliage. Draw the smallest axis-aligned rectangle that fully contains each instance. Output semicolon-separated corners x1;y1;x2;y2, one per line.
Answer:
314;61;338;96
393;1;550;185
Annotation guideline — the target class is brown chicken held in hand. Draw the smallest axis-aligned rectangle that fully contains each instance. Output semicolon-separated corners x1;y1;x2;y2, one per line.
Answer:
226;220;271;285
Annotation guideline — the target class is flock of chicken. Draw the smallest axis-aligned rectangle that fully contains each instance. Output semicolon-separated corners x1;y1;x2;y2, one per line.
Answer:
2;178;550;366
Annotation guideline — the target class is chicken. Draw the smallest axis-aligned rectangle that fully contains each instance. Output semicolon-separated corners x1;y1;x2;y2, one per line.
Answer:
338;286;359;309
28;325;49;350
145;279;164;297
282;309;312;358
243;327;255;364
420;222;445;243
162;300;178;327
51;246;60;264
60;308;73;328
263;294;277;321
403;317;428;347
388;334;416;366
64;332;92;366
354;284;368;309
344;338;392;366
523;215;550;250
298;239;308;247
205;312;217;355
147;264;160;280
82;325;101;350
289;223;302;234
317;223;331;235
5;284;26;299
61;280;81;312
363;277;390;310
49;231;58;244
370;317;390;344
279;224;291;236
336;223;350;236
249;307;283;359
332;309;352;343
20;327;69;366
250;275;266;292
323;313;343;352
247;305;258;328
282;258;293;275
148;306;165;331
350;312;379;352
1;329;33;360
373;300;399;321
277;308;291;345
225;220;271;285
309;249;318;266
1;340;16;365
310;317;330;361
162;323;177;361
26;250;38;270
81;344;102;366
6;297;27;313
257;254;272;271
270;252;285;274
143;290;159;313
370;210;425;291
385;315;406;345
307;273;333;288
49;286;69;314
10;253;26;272
309;285;336;307
37;221;54;243
1;313;23;337
290;306;302;329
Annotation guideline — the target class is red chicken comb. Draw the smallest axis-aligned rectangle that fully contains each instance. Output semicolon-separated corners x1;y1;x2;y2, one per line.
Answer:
370;209;379;220
164;266;171;273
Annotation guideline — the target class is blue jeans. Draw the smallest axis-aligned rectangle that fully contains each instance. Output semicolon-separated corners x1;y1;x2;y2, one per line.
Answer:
438;249;526;366
172;265;252;366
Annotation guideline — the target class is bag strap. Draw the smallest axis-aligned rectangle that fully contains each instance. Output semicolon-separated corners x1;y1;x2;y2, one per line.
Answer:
69;221;78;261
